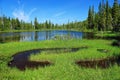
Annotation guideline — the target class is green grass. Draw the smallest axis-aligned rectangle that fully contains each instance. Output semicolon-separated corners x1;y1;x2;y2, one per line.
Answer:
0;39;120;80
95;31;120;37
0;29;93;33
0;29;77;33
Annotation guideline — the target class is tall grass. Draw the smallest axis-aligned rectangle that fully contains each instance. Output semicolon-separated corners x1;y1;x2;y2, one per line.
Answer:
0;39;120;80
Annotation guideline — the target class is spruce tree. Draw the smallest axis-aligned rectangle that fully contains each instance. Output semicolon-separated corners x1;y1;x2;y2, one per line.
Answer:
98;1;106;31
105;0;112;31
112;0;119;31
34;17;39;29
15;18;20;30
45;20;49;29
0;17;2;30
117;16;120;31
94;13;99;31
88;6;94;29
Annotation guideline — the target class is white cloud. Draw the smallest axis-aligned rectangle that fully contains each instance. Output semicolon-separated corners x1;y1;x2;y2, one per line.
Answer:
28;8;37;16
12;0;36;22
54;11;66;17
13;8;37;22
13;10;29;22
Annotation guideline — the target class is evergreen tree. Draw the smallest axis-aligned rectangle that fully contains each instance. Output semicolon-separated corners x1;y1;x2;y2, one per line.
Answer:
30;21;33;29
105;0;113;30
11;18;16;30
98;1;106;31
0;17;2;30
3;16;11;30
88;6;94;29
45;20;49;29
1;15;5;30
15;18;20;30
94;13;99;31
66;21;70;29
117;16;120;31
48;20;52;29
112;0;119;31
34;17;39;29
20;20;24;30
88;6;92;29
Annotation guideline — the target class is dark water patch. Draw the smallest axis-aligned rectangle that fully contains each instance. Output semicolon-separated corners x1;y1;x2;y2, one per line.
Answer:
75;56;120;69
8;60;51;71
112;40;120;47
105;36;120;41
8;47;84;70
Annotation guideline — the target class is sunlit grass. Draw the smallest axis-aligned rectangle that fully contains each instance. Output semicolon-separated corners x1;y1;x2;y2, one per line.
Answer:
95;31;120;37
0;39;120;80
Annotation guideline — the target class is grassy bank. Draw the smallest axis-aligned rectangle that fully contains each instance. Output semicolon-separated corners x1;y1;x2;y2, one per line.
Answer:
0;29;93;33
0;39;120;80
95;31;120;38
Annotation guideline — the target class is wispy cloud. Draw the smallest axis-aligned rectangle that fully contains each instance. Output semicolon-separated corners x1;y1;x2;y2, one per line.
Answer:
28;8;37;16
12;0;36;22
54;11;66;17
13;9;29;22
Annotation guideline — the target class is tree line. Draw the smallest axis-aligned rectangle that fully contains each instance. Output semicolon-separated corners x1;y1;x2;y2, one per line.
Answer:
88;0;120;32
0;0;120;32
0;15;87;31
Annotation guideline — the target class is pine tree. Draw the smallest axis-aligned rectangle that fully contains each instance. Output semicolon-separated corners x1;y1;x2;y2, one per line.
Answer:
0;17;2;30
88;6;91;29
0;15;4;30
20;20;24;30
88;6;94;29
3;16;10;30
118;4;120;31
112;0;119;31
34;17;39;29
105;0;113;31
11;18;16;30
15;18;20;30
98;1;106;31
30;21;33;29
94;13;99;31
45;20;49;29
117;16;120;31
48;20;51;29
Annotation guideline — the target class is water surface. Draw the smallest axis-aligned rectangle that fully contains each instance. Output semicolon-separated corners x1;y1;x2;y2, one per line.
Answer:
0;30;94;43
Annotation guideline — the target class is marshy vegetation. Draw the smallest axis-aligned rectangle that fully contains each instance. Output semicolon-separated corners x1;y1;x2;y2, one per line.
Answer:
0;0;120;80
0;37;120;80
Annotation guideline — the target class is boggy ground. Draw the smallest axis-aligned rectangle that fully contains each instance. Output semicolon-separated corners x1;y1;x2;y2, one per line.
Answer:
76;55;120;68
8;47;84;70
0;39;120;80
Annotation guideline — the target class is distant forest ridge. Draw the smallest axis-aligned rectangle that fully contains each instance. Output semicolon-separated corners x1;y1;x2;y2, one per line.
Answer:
0;0;120;32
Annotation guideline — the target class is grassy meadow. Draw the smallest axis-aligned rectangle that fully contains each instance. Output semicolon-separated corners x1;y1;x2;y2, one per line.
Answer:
0;38;120;80
0;0;120;79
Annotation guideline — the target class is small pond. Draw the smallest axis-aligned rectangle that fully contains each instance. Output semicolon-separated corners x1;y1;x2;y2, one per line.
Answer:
0;30;94;43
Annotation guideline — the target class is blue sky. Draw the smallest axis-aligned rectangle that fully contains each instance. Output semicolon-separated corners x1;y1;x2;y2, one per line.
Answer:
0;0;117;24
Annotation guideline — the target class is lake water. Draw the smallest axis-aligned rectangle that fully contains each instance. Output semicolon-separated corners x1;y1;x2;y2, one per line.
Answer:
0;30;94;43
